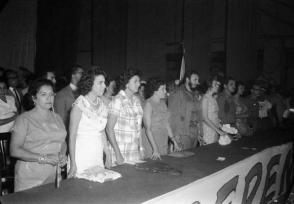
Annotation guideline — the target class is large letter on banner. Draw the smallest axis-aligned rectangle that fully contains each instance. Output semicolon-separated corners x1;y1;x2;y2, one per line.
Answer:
143;143;292;204
215;176;239;204
241;162;262;204
279;149;294;196
260;154;281;203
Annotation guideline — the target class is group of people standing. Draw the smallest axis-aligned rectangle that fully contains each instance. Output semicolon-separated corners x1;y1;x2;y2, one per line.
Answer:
0;65;292;193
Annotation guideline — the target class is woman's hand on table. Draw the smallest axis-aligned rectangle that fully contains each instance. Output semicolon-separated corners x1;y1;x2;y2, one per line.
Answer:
173;141;182;152
68;164;77;178
172;136;183;151
115;153;124;165
151;150;161;160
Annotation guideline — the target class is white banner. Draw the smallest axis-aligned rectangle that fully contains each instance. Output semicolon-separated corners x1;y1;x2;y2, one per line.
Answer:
144;143;293;204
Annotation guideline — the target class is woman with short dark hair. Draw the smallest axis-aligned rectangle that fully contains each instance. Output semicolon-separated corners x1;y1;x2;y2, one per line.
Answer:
67;67;110;178
142;78;181;160
106;69;143;165
10;79;67;192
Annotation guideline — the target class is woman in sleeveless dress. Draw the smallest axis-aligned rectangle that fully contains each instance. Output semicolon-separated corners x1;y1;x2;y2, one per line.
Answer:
68;68;110;178
201;76;226;145
142;78;181;159
10;79;67;192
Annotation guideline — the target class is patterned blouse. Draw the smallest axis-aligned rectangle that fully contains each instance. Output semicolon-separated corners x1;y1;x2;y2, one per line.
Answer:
108;90;143;164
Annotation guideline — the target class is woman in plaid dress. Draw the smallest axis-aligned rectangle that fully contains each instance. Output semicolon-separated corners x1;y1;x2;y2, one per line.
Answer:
106;69;143;166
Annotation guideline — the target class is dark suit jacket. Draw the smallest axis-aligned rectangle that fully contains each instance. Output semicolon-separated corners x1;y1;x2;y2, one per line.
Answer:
54;85;75;128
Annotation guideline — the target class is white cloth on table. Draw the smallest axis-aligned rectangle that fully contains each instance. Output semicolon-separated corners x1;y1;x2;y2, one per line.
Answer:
76;166;121;183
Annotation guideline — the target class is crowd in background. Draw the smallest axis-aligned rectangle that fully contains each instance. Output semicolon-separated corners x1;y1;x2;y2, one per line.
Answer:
0;64;294;193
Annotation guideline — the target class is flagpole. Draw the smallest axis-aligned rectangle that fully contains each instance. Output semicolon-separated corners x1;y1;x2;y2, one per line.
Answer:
179;0;186;82
181;0;186;42
224;0;229;76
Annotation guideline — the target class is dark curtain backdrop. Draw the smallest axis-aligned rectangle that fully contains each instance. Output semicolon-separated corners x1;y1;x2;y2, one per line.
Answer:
93;0;128;77
184;0;214;81
0;0;36;72
226;0;258;80
35;0;81;77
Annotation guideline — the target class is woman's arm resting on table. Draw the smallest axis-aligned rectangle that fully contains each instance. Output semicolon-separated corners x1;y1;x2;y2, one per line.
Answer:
166;121;182;151
143;101;161;160
106;114;124;165
102;131;112;168
68;106;82;177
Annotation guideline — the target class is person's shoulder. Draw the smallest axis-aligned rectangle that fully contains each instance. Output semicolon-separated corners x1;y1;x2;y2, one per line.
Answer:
133;94;141;102
16;110;33;121
112;91;124;101
6;94;15;101
218;91;226;98
56;85;71;95
217;92;226;101
6;89;14;97
201;93;210;101
52;111;64;121
169;85;184;98
144;98;153;107
55;85;72;101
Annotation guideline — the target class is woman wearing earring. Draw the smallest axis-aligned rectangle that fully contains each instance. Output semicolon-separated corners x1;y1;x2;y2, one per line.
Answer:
200;75;226;145
106;69;143;165
142;78;181;160
68;67;110;178
10;79;67;192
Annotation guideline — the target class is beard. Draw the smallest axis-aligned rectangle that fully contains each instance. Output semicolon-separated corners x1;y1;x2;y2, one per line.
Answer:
188;82;198;92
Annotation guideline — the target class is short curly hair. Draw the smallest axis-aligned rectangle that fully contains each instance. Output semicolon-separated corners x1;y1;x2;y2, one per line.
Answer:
119;68;141;90
145;77;166;98
78;67;106;96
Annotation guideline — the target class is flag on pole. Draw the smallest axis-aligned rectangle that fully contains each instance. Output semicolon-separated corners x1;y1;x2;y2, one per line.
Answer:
179;52;185;81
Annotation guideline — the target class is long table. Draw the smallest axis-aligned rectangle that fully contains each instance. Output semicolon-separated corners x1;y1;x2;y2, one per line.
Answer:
1;129;293;204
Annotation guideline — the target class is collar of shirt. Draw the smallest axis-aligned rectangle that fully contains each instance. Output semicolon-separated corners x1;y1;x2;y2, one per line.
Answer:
9;87;17;95
119;90;138;104
70;83;77;91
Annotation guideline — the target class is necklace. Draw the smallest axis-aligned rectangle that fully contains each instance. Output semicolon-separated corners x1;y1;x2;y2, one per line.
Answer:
86;95;99;106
